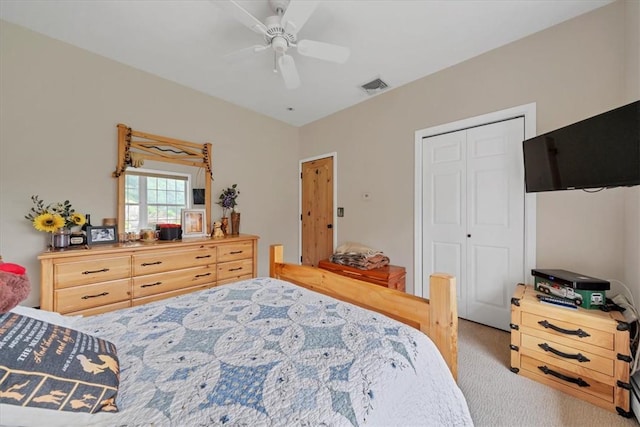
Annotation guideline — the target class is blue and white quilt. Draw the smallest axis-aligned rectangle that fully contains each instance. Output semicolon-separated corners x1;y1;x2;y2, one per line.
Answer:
2;277;472;426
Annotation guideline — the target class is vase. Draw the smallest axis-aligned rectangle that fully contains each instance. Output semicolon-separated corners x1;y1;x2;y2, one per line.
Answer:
51;228;71;249
220;217;229;236
231;211;240;235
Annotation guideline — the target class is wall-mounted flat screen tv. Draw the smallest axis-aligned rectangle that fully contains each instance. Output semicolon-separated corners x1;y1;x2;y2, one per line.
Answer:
523;100;639;192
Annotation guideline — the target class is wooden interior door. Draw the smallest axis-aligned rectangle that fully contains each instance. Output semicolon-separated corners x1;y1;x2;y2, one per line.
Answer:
301;156;334;266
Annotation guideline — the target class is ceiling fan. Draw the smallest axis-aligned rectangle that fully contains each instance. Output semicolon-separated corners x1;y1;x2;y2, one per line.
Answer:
218;0;350;89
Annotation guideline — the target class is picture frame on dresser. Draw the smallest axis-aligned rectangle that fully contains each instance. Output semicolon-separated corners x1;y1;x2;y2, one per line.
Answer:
86;225;117;245
181;208;207;237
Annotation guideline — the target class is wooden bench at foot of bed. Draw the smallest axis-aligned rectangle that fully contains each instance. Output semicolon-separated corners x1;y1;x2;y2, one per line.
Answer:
269;244;458;381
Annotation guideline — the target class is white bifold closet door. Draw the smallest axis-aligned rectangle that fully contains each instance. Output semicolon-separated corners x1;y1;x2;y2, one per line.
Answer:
422;117;525;331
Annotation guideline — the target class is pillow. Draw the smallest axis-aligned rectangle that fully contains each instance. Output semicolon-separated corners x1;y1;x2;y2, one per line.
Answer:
0;267;31;314
0;312;119;414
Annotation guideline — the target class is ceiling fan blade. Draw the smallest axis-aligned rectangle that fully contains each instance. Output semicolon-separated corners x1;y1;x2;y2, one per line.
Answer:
277;54;300;89
223;44;269;62
217;0;267;36
281;0;318;35
296;39;350;64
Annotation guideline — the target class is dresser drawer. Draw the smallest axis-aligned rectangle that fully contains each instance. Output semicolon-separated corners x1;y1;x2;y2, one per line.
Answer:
133;284;210;306
133;248;216;275
217;241;253;262
217;258;253;281
217;274;253;286
133;265;216;298
70;300;132;317
55;279;131;314
521;311;614;351
54;256;131;288
520;333;614;377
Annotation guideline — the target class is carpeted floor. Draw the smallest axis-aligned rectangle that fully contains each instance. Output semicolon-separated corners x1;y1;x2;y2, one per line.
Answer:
457;319;639;427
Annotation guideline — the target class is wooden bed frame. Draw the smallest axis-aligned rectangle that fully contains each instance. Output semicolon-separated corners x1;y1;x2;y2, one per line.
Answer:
269;244;459;380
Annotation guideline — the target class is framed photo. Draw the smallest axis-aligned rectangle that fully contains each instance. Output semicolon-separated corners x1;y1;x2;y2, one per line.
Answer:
181;209;207;238
86;225;117;245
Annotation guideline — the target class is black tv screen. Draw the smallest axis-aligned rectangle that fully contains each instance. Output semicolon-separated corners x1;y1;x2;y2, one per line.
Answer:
523;100;639;192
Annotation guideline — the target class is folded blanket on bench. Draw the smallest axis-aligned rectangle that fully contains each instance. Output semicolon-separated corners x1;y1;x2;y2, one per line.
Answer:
330;242;390;270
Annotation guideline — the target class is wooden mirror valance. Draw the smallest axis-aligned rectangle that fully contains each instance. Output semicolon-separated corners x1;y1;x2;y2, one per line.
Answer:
112;123;213;233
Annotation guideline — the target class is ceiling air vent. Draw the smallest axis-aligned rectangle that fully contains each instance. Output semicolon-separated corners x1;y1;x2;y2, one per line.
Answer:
360;78;389;95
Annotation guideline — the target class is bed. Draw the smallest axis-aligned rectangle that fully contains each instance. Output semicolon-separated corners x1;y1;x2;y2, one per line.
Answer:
0;244;472;426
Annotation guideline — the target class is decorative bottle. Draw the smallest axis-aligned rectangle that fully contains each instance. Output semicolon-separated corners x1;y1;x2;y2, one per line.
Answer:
82;214;92;236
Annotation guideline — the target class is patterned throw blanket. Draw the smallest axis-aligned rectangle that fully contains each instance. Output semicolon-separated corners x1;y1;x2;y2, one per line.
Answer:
330;242;390;270
1;277;473;427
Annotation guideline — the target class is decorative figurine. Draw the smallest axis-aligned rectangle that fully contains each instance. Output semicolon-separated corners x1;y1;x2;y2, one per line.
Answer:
212;221;224;238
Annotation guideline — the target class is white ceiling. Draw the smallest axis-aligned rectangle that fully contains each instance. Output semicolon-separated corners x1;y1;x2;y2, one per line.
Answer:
0;0;612;126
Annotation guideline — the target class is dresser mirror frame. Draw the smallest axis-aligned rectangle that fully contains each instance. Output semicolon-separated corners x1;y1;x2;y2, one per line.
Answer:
112;123;213;235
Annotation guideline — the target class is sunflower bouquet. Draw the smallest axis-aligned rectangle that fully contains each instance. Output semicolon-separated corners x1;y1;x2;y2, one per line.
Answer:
25;195;86;233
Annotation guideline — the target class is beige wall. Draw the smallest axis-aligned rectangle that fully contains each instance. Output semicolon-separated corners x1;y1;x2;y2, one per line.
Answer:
299;1;639;300
0;21;300;307
1;0;638;308
623;0;640;305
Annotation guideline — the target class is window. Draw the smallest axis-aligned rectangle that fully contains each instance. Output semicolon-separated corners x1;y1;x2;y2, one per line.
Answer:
124;169;191;232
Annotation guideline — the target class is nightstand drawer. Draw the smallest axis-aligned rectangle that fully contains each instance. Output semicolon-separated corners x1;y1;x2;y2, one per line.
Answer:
520;354;614;403
521;311;614;351
520;333;613;376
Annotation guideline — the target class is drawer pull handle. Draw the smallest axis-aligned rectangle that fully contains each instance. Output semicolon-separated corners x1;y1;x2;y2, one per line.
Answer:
229;267;243;272
538;320;590;338
538;343;590;363
141;261;162;266
538;365;590;387
195;255;212;259
194;273;211;278
82;268;109;275
229;251;243;255
141;282;162;288
81;292;109;300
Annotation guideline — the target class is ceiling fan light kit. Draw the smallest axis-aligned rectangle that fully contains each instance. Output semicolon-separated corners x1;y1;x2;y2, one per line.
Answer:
220;0;350;89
